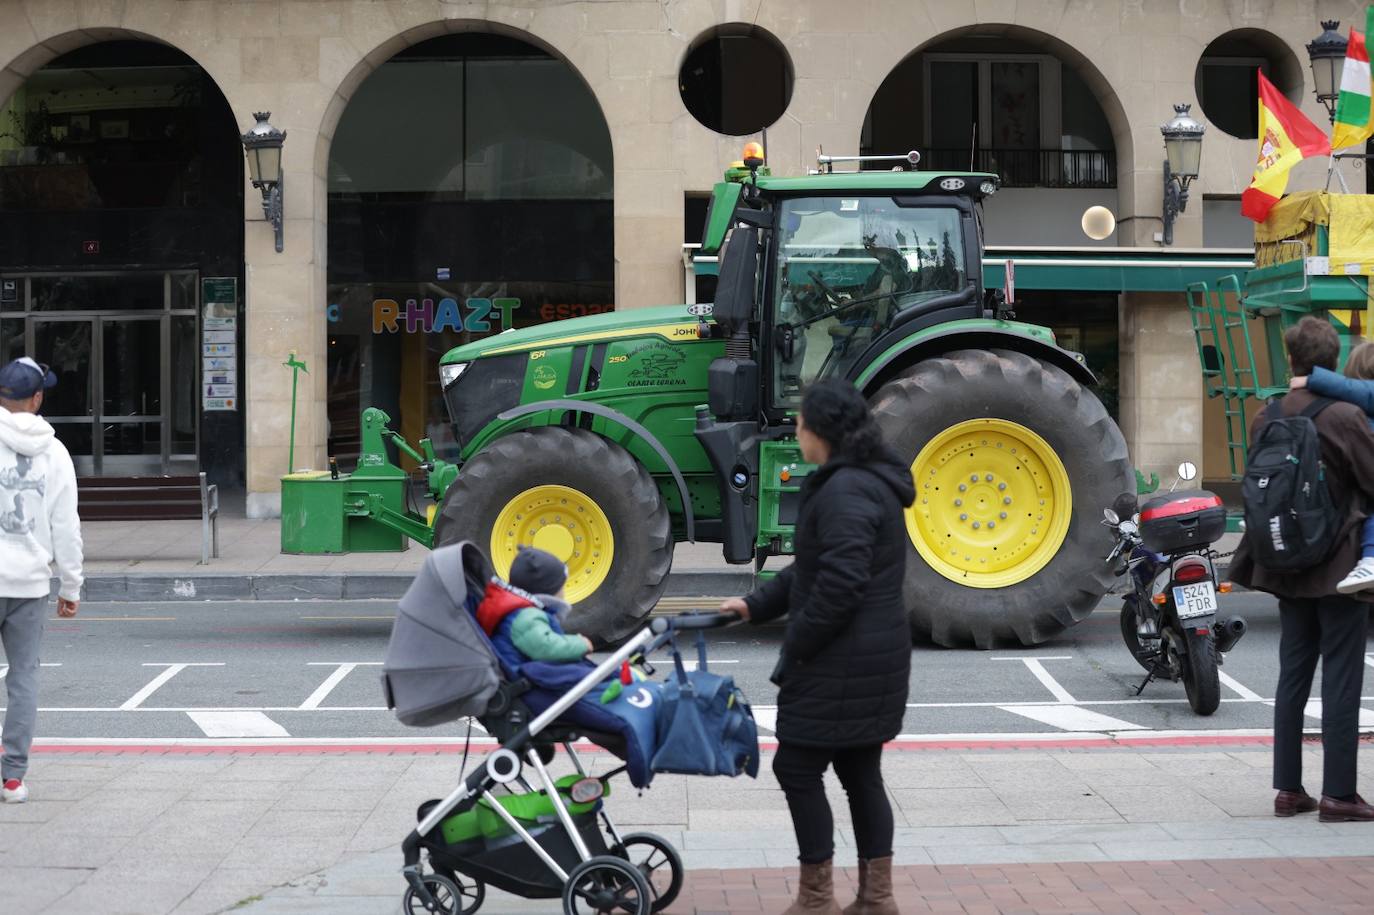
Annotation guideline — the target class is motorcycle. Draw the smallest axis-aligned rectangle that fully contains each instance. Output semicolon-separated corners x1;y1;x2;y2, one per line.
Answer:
1104;462;1247;716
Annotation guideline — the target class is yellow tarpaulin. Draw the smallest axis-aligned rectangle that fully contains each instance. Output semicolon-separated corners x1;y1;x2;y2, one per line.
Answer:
1253;190;1374;278
1254;190;1328;244
1252;191;1372;328
1328;194;1374;277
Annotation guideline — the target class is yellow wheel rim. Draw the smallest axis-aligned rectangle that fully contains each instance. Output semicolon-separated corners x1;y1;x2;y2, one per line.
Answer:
491;485;614;603
906;419;1071;589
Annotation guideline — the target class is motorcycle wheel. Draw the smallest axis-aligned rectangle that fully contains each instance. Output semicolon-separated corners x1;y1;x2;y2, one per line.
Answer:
1181;628;1221;716
1119;597;1152;672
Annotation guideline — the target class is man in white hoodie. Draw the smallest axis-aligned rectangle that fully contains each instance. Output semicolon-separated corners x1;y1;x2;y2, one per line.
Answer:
0;357;82;804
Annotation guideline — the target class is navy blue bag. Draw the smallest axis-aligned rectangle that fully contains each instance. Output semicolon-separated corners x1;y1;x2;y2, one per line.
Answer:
650;631;760;778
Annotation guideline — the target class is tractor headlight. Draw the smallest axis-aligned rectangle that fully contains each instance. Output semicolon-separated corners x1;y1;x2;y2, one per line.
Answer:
439;362;469;389
979;180;998;196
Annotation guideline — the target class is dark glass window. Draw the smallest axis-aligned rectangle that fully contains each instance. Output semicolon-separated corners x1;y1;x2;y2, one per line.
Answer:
326;34;615;465
679;26;793;136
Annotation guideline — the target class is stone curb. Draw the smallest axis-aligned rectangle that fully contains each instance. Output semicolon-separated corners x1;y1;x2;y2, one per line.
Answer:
67;569;757;602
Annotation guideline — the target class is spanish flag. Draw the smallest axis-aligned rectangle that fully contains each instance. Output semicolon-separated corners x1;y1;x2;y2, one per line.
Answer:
1241;72;1331;222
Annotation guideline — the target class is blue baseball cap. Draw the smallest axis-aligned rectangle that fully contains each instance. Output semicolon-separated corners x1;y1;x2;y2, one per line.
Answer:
0;357;57;399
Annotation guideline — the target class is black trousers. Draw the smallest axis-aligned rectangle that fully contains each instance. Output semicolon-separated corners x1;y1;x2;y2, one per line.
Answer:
1274;595;1369;798
773;742;894;864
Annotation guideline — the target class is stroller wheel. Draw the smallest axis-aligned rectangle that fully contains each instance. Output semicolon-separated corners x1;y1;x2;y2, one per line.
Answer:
404;871;484;915
610;832;684;913
562;855;652;915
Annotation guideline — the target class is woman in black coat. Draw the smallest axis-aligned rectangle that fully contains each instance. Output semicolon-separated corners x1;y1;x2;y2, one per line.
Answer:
722;379;914;915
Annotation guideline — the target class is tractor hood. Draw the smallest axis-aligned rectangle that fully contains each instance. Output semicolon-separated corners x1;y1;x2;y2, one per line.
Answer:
441;305;701;364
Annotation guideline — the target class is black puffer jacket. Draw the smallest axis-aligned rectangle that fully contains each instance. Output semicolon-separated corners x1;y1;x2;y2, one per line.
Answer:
744;447;916;747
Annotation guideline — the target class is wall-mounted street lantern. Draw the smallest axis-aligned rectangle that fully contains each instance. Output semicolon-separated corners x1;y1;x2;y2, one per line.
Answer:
1307;20;1348;125
241;111;286;253
1160;103;1204;246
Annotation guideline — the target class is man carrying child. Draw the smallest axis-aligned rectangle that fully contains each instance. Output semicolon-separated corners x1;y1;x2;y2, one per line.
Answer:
1230;317;1374;822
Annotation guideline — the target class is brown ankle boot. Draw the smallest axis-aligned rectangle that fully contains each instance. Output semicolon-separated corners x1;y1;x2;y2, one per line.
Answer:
842;856;898;915
782;859;842;914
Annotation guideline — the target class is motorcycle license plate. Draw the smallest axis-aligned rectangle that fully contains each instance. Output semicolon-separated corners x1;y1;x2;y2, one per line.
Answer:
1173;582;1217;619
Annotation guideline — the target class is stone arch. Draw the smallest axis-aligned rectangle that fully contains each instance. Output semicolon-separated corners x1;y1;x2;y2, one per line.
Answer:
861;23;1133;205
316;20;613;178
317;22;617;465
1;28;233;110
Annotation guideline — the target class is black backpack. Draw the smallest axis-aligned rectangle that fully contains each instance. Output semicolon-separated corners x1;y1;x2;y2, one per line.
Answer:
1241;397;1341;572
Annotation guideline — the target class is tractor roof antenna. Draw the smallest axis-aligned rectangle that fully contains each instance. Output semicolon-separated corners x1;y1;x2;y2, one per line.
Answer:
815;150;921;173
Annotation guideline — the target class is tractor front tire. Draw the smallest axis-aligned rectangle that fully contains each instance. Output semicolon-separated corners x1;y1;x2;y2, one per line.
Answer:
433;427;673;646
870;349;1132;648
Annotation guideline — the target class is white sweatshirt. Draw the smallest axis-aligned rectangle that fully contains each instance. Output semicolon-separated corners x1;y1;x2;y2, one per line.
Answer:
0;407;83;601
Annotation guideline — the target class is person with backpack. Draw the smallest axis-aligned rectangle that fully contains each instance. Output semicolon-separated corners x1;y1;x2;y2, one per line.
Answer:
721;379;914;915
1289;340;1374;593
0;358;83;804
1229;317;1374;823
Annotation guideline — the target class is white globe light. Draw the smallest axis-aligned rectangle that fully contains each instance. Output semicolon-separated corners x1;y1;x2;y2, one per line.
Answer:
1081;205;1116;240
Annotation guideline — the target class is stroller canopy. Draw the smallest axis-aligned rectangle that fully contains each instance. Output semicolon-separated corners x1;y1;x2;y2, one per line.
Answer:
382;541;502;727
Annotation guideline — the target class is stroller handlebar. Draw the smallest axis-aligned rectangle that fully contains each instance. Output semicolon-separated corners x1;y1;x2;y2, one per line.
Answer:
649;610;741;634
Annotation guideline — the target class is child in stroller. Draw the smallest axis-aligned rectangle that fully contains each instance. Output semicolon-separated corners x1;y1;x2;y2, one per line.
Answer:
477;545;594;671
381;541;757;915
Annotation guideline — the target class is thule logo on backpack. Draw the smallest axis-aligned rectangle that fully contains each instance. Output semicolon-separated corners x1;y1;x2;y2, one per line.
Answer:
1257;477;1269;490
1269;515;1285;552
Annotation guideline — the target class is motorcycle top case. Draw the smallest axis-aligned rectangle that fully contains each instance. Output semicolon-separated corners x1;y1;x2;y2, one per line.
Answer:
1139;490;1226;554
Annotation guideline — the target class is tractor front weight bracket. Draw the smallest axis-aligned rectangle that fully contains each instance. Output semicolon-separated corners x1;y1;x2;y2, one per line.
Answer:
345;492;436;549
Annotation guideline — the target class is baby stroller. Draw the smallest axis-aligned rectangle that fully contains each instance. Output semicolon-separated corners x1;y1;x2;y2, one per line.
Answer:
381;541;757;915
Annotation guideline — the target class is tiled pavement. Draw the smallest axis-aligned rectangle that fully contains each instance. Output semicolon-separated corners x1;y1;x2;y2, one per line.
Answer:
672;857;1374;914
5;741;1374;913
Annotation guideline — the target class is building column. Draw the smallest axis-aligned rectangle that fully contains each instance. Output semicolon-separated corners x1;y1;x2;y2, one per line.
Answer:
242;137;329;519
1117;292;1204;489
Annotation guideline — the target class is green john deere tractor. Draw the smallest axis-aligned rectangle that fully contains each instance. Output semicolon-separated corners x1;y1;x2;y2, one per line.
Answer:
302;149;1135;648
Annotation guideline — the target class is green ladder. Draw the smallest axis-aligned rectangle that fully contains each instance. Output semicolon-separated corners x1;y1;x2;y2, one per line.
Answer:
1187;275;1286;481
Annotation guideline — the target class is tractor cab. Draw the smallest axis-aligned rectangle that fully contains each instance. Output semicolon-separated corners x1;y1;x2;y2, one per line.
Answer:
699;147;1002;424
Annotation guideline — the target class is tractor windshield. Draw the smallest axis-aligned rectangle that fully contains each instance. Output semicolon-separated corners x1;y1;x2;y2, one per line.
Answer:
771;196;966;402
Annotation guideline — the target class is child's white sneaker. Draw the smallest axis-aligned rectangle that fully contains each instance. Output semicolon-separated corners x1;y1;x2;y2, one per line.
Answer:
2;778;27;803
1337;557;1374;594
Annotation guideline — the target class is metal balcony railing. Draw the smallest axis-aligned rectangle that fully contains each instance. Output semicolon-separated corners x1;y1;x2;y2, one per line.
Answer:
919;148;1116;189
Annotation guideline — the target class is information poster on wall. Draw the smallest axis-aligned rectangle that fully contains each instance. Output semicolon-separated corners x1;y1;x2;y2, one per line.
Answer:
202;277;238;411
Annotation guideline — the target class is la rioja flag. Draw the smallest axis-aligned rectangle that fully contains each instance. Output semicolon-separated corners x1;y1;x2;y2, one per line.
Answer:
1332;12;1374;150
1241;72;1331;222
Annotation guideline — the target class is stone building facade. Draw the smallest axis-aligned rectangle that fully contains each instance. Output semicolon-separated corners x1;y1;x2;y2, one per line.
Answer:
0;0;1356;514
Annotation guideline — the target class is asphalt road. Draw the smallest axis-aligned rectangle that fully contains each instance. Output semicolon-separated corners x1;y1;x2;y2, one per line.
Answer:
7;592;1374;742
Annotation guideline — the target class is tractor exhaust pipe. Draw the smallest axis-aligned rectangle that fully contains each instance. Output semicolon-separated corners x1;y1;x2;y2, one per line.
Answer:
1213;616;1246;654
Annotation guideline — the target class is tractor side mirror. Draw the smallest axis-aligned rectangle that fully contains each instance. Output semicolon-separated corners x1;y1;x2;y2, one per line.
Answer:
708;357;760;421
713;226;760;338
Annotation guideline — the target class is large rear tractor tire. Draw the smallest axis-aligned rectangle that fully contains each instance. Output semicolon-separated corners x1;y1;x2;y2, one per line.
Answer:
870;349;1133;647
433;427;673;645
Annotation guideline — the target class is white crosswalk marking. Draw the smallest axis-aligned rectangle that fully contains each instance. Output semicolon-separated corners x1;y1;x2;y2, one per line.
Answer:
998;704;1147;732
1303;700;1374;727
187;711;290;738
1218;671;1264;701
752;706;777;733
120;663;223;710
301;663;367;709
679;659;739;673
990;656;1076;703
0;663;61;680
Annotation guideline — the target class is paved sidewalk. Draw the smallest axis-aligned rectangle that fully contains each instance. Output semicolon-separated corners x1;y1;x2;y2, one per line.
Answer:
667;856;1374;913
77;516;749;601
4;740;1374;913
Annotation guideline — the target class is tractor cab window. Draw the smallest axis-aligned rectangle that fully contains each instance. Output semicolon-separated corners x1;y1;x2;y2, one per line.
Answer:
771;197;966;403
